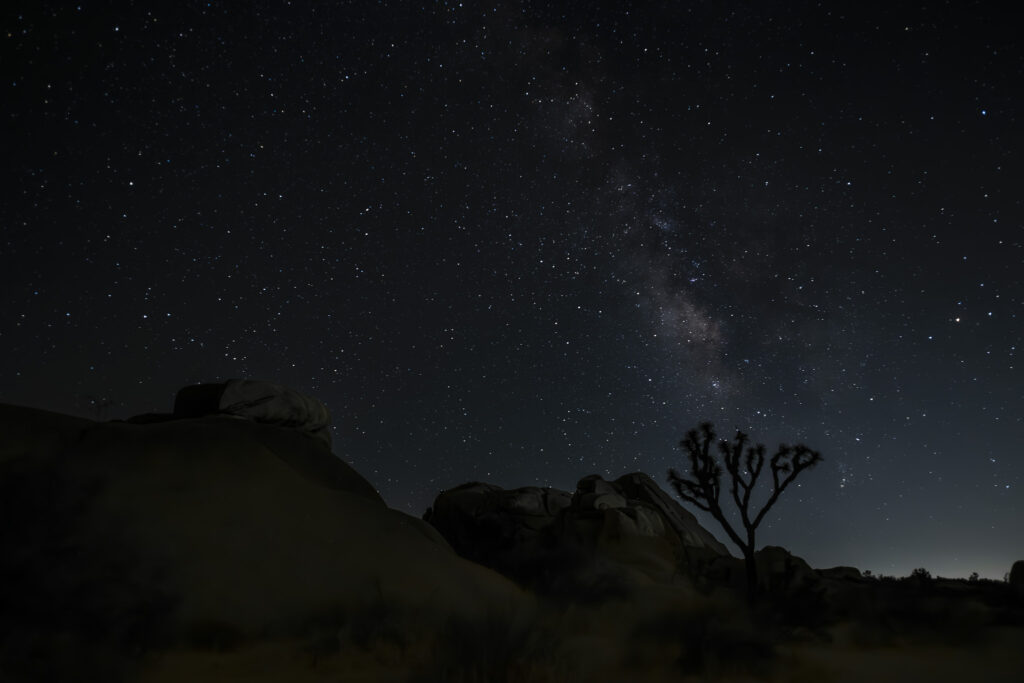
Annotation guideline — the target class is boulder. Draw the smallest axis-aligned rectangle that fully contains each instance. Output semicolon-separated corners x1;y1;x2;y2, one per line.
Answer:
0;402;526;681
606;472;731;553
173;379;332;448
756;545;817;593
573;473;628;509
424;482;571;570
702;546;818;596
1011;560;1024;591
558;473;732;584
816;566;864;581
426;472;731;593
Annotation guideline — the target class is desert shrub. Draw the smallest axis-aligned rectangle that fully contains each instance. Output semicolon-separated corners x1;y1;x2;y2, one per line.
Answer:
755;584;834;638
509;539;633;605
840;577;1002;647
630;600;775;680
410;609;575;683
294;597;417;663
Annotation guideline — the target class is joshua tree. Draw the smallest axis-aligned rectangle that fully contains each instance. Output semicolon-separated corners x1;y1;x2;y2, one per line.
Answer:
668;422;822;599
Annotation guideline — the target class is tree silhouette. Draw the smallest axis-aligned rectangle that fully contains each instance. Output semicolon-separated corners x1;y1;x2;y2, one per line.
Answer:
668;422;822;599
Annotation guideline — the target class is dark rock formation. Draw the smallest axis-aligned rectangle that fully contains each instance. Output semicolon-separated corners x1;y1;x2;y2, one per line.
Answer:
703;545;817;596
594;472;731;551
425;472;731;594
173;378;333;447
0;401;525;682
816;566;864;581
1011;560;1024;591
424;482;572;570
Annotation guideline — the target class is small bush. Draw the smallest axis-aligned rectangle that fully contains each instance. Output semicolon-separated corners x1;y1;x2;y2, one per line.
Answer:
631;600;775;680
295;598;415;663
411;609;575;683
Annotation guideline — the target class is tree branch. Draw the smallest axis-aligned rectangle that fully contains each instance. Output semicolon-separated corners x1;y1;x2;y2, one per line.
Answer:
751;444;822;529
669;422;823;583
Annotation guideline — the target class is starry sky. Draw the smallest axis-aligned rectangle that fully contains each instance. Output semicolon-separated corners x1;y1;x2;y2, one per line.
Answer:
2;2;1021;579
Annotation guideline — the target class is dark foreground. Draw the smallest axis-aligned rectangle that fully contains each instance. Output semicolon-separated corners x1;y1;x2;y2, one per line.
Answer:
2;402;1021;682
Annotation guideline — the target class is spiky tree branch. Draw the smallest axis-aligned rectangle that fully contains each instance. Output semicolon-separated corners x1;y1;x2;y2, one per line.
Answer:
668;422;822;598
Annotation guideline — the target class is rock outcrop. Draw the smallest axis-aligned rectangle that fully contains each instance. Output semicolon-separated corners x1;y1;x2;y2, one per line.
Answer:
816;566;864;582
425;472;731;594
173;378;333;447
0;400;526;682
424;482;572;569
702;545;817;596
1011;560;1024;592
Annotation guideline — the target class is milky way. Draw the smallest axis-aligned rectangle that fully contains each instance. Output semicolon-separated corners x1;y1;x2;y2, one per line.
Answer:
2;2;1020;579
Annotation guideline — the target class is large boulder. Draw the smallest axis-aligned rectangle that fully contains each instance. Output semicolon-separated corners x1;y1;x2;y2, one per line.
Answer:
424;482;571;571
816;566;864;582
703;545;817;596
0;402;526;682
556;473;732;586
426;472;730;594
1011;560;1024;592
597;472;731;553
756;545;817;593
173;379;332;447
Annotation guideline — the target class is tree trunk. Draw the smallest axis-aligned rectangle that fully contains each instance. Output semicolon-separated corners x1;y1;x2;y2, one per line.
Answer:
743;549;758;601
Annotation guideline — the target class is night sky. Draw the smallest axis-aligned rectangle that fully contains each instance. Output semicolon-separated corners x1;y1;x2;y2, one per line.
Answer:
2;2;1021;579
